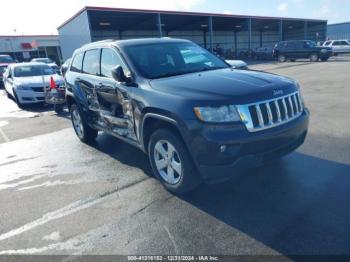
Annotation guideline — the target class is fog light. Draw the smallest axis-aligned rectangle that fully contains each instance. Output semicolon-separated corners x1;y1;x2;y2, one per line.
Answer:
220;145;227;153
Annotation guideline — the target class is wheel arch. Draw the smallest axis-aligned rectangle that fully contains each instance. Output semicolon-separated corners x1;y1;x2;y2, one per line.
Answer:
140;110;185;154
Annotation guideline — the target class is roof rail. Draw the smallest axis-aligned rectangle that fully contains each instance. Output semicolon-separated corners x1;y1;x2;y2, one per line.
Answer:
82;39;116;48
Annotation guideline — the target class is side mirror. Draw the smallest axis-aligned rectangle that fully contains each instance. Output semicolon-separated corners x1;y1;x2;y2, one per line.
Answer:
61;65;68;76
112;65;129;83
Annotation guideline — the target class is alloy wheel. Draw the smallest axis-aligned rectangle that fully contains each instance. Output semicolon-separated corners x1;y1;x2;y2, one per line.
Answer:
72;108;84;138
153;140;182;185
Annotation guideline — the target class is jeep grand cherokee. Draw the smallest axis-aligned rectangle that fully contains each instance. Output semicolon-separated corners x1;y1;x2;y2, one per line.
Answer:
65;38;309;194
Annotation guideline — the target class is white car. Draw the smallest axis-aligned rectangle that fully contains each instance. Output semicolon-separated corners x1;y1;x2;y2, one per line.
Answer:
323;40;350;55
225;60;248;69
3;62;65;107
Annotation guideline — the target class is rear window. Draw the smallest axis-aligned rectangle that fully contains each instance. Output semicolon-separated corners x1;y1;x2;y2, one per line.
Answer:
70;52;84;73
82;49;100;75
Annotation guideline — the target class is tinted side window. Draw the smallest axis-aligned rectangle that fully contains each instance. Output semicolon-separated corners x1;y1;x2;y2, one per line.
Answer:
332;41;341;46
340;41;350;45
100;48;128;78
70;52;84;73
286;42;296;49
82;49;100;75
294;42;304;49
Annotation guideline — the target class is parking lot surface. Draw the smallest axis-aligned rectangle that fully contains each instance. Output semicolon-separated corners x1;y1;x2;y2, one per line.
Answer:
0;58;350;256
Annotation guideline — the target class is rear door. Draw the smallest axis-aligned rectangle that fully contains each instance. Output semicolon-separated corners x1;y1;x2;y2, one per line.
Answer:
295;41;307;58
331;41;342;53
285;41;298;58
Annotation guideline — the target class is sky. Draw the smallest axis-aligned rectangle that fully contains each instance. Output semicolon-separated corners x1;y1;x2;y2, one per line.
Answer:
0;0;349;35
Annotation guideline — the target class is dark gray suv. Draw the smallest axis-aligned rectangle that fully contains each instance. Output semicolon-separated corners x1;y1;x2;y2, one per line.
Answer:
65;38;309;194
273;40;332;62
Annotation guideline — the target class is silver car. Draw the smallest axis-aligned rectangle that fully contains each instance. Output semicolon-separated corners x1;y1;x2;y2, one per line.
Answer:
323;40;350;55
3;62;65;107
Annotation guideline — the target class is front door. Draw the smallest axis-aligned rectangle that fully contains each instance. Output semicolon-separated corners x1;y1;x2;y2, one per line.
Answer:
95;48;136;141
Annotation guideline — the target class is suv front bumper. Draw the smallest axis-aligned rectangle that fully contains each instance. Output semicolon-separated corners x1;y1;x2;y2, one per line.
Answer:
183;109;309;184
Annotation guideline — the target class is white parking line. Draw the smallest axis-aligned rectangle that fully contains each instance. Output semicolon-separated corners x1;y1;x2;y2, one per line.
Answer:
0;127;10;142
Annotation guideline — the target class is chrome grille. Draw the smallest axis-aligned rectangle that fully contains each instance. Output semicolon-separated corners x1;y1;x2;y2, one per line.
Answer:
236;91;304;132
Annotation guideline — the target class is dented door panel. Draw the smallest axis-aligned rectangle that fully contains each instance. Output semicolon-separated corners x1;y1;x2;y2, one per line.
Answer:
93;77;137;141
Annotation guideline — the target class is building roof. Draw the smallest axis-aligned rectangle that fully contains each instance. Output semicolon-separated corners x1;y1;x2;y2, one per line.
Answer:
0;35;58;38
58;6;327;30
328;22;350;26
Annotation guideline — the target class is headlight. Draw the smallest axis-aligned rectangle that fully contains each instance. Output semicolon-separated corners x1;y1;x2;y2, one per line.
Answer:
194;105;240;123
320;49;327;53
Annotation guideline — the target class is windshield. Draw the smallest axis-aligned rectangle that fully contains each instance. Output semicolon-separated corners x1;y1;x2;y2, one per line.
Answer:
0;55;15;63
14;65;55;77
124;42;229;79
32;58;52;64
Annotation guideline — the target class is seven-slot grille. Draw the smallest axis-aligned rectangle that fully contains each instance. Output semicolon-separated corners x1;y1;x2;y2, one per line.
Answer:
236;91;304;132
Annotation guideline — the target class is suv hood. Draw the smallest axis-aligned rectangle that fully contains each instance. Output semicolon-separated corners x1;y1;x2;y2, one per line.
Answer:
150;68;298;104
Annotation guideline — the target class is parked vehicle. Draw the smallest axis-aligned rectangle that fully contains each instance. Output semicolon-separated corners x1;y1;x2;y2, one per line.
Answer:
31;58;60;74
273;40;332;62
65;38;309;194
252;47;274;60
3;62;65;109
0;65;8;86
60;58;71;77
0;55;16;85
323;40;350;55
225;60;248;69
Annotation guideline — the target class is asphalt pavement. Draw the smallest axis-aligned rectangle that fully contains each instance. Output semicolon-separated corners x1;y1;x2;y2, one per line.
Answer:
0;57;349;257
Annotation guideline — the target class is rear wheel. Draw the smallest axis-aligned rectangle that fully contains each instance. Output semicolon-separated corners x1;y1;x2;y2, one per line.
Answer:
54;104;64;114
278;54;287;63
70;103;98;143
310;53;319;62
321;57;329;62
290;59;296;62
148;129;201;194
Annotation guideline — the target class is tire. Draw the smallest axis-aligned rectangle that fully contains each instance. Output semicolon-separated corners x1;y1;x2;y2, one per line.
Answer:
310;53;319;62
54;104;64;114
13;90;24;109
278;54;287;63
148;129;201;194
290;59;296;62
321;57;329;62
70;103;98;143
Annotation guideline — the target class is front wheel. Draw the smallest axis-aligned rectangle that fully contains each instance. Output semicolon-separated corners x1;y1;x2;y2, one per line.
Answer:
310;53;319;62
321;57;329;62
70;103;98;143
278;54;287;63
13;90;24;109
148;129;201;194
54;104;64;114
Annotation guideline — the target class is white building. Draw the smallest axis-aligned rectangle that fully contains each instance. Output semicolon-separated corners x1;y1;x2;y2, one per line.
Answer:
0;35;62;63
